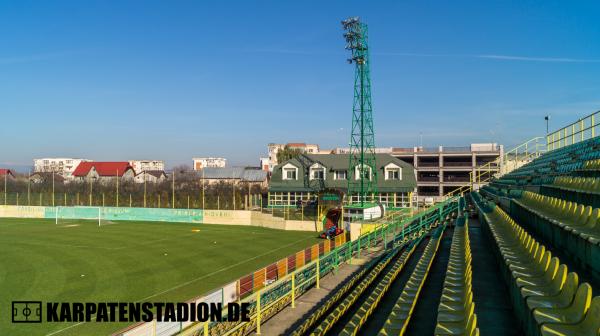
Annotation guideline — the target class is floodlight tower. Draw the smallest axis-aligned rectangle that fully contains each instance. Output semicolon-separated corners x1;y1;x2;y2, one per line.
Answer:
342;17;377;206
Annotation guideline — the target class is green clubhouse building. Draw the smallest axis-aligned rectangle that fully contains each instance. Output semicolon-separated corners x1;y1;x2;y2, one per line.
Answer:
268;153;417;210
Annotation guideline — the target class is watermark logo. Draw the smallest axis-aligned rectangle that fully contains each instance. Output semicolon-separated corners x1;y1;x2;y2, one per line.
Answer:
12;301;42;323
11;301;250;324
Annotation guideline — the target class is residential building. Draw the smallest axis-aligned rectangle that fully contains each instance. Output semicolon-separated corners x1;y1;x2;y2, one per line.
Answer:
128;160;165;174
72;162;135;183
192;157;227;170
391;143;503;201
260;158;270;171
201;167;268;188
33;158;92;179
134;170;168;184
268;153;417;209
267;142;320;171
0;169;15;180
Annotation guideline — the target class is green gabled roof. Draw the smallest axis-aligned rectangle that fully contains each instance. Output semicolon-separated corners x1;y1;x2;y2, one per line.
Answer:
269;153;417;193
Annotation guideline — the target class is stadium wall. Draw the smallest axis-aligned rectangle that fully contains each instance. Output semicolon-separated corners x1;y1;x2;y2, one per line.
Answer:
0;205;317;230
0;205;203;223
0;205;45;218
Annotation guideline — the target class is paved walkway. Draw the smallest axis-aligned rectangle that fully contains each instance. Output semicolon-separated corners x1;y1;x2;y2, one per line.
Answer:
252;247;384;336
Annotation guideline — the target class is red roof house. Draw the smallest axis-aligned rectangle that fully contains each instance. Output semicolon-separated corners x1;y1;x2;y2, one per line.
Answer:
72;162;135;181
0;169;15;179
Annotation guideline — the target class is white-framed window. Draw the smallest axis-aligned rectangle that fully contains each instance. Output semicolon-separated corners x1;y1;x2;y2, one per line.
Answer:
384;163;402;181
354;164;372;180
282;163;298;180
386;168;400;180
309;163;326;180
334;170;347;180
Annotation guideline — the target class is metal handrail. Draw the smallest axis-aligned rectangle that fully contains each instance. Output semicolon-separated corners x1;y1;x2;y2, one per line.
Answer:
442;137;546;198
547;110;599;151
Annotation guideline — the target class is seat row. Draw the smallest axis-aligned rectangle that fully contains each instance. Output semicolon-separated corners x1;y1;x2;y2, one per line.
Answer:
309;243;405;335
434;217;479;336
513;191;600;278
292;214;443;336
337;236;422;336
583;158;600;171
552;176;600;194
478;201;600;336
379;225;445;335
290;250;380;336
499;137;600;185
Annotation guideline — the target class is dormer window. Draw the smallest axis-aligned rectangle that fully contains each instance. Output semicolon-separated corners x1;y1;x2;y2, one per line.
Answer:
334;170;347;180
309;163;326;180
354;164;372;180
282;163;298;180
384;163;402;180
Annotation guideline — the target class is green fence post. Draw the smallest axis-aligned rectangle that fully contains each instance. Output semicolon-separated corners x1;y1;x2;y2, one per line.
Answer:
347;243;351;263
384;226;387;250
334;248;339;271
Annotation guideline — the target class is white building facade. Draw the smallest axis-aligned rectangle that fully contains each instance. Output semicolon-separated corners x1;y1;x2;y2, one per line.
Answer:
193;157;227;170
33;158;92;180
128;160;165;174
267;143;320;171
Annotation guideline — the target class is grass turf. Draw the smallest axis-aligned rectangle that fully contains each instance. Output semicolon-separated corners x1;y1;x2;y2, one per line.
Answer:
0;217;321;336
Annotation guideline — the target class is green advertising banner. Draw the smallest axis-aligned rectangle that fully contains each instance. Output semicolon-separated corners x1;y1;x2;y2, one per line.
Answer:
45;206;203;223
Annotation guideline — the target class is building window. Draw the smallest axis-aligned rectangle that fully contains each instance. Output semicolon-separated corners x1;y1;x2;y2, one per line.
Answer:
309;163;326;180
283;168;297;180
386;168;400;180
310;168;325;180
354;165;372;180
334;170;347;180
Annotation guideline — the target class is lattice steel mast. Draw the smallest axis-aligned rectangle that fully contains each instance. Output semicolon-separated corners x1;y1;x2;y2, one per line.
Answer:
343;17;377;206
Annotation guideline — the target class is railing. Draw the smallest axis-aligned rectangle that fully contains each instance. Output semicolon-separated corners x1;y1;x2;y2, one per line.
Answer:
418;176;439;182
442;162;472;167
175;197;460;336
418;162;440;167
443;136;546;198
547;110;600;151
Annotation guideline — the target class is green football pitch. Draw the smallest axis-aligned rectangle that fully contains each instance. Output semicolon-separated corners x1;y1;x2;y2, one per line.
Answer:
0;217;321;336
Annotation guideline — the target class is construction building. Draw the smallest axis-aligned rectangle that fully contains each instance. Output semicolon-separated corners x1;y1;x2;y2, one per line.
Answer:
391;143;502;201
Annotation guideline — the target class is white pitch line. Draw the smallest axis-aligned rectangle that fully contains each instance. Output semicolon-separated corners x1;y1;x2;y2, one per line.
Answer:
45;236;314;336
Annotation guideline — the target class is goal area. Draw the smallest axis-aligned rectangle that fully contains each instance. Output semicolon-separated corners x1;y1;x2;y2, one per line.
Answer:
55;206;110;226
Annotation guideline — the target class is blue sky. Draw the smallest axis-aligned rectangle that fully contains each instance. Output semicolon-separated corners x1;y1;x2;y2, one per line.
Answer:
1;1;600;169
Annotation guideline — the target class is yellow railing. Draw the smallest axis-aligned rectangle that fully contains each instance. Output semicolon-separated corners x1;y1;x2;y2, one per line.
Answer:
443;137;546;198
547;110;600;151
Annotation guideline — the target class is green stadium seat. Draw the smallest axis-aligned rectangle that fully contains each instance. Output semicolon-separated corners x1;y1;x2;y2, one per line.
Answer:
520;264;567;299
379;226;445;335
540;296;600;336
472;199;600;336
532;283;592;327
434;217;479;336
514;191;600;279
